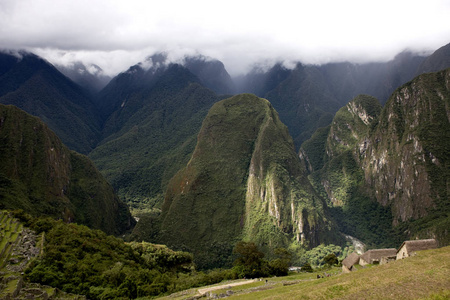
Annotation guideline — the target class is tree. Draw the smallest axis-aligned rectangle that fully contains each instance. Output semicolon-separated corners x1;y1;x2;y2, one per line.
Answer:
269;248;292;276
233;241;267;278
301;262;313;273
323;253;339;266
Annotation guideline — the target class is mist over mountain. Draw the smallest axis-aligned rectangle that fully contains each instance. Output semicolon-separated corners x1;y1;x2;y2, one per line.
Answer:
56;61;111;95
182;55;236;95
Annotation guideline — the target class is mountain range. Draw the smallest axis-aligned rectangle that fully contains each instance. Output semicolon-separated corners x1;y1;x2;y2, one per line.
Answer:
0;42;449;268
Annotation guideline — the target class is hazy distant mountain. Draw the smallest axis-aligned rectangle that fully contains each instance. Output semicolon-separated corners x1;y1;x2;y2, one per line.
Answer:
94;53;170;120
0;104;134;235
416;43;450;74
96;53;233;121
319;51;428;103
234;63;292;96
56;61;111;95
236;51;428;148
0;50;101;154
182;55;236;94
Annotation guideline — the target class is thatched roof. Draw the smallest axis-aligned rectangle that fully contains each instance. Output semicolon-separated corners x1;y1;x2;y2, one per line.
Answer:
360;248;397;263
342;252;360;269
398;239;437;253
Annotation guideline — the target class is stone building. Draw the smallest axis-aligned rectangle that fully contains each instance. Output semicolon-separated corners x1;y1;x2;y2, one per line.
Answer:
342;252;360;273
359;248;397;266
396;239;437;260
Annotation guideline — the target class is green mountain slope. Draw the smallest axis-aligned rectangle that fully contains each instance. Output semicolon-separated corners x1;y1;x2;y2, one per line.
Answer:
0;104;134;235
303;95;382;205
158;94;341;269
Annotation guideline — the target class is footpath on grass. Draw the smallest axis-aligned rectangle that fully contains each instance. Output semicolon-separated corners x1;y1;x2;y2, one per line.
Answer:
198;279;258;296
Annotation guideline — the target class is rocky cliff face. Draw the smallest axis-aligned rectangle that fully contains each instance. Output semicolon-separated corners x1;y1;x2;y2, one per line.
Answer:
242;95;334;249
0;104;134;235
159;94;339;268
300;69;450;246
326;95;382;160
299;95;381;207
362;68;450;225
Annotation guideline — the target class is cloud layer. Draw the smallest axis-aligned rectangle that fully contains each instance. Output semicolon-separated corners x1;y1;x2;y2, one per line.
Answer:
1;0;449;76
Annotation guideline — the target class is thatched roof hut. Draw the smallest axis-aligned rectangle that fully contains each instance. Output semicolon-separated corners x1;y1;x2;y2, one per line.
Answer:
342;252;360;273
359;248;397;266
396;239;437;260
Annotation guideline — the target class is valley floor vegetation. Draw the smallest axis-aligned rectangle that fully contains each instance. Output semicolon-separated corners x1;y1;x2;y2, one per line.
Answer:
2;210;351;299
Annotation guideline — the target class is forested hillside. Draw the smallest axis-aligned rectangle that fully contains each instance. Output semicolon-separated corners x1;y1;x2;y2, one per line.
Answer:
0;104;133;235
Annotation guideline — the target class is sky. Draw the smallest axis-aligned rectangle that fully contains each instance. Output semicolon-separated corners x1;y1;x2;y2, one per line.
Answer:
1;0;449;76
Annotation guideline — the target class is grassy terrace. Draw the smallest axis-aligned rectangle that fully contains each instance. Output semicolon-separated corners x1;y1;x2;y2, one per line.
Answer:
161;246;449;300
0;211;22;268
0;211;23;298
0;211;84;299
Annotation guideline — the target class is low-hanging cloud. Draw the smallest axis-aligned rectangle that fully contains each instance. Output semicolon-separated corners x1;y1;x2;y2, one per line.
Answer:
1;0;449;76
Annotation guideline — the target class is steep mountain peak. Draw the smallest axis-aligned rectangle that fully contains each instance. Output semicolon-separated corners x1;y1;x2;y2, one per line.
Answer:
158;93;339;268
363;68;450;225
300;69;450;246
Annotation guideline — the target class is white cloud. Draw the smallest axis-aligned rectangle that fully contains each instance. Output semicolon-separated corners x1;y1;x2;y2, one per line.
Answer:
1;0;449;76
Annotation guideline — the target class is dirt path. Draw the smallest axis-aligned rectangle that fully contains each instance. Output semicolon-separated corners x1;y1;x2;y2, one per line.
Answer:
198;279;258;295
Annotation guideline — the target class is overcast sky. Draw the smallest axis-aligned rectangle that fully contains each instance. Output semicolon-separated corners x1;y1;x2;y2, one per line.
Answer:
1;0;449;76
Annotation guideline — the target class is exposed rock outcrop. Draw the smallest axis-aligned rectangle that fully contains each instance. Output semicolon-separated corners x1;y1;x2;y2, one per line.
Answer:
300;69;450;245
361;68;450;224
